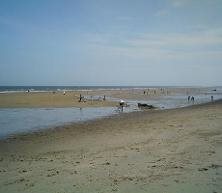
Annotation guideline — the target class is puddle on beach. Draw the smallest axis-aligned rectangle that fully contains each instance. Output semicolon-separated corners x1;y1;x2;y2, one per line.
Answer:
0;107;119;138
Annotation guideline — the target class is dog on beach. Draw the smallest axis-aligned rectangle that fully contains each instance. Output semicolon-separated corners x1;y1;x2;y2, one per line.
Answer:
138;103;155;109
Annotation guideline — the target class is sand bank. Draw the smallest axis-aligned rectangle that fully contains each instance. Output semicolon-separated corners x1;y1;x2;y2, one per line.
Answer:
0;100;222;192
0;91;117;108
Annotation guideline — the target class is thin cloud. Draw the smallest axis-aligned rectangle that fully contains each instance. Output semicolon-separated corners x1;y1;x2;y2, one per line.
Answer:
128;31;222;49
85;27;222;66
169;0;192;7
155;9;169;17
87;27;222;52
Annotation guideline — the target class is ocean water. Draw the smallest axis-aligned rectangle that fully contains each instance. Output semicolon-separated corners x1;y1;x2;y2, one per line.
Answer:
0;86;157;93
2;85;221;93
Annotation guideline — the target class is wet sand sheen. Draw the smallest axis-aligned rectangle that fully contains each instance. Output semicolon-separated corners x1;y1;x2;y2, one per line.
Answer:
0;100;222;193
0;87;213;108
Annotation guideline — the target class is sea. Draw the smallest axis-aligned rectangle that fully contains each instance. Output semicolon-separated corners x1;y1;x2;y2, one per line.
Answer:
0;85;210;93
0;86;222;139
0;85;155;93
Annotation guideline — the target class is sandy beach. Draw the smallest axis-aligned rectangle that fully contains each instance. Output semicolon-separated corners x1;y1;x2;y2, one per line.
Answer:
0;87;212;108
0;100;222;193
1;0;222;192
0;91;117;108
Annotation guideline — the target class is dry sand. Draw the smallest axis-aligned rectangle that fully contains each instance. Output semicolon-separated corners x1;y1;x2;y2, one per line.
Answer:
0;87;208;108
0;91;117;108
0;100;222;193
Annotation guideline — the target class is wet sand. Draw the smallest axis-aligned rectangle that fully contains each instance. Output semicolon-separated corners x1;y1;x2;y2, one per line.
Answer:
0;87;209;108
0;100;222;193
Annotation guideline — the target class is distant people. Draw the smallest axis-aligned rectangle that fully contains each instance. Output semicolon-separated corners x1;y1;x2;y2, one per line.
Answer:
119;100;125;111
162;88;165;94
119;100;125;106
188;96;191;102
79;94;83;102
191;96;195;103
103;95;106;101
211;95;214;102
143;90;146;95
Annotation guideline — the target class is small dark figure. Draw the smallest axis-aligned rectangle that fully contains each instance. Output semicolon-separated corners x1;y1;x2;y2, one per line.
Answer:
161;88;164;94
138;103;155;109
191;96;195;103
188;96;190;102
79;94;83;102
119;100;125;112
143;90;146;95
211;96;214;102
103;95;106;101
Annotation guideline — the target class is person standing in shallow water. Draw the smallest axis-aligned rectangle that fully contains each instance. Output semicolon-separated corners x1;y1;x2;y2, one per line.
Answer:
188;96;190;102
211;96;214;102
191;96;195;103
79;94;83;102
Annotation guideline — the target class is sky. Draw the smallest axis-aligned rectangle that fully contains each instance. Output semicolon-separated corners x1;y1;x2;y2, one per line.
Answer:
0;0;222;86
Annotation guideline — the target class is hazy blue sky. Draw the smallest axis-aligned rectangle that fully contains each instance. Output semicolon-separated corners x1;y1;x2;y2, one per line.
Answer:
0;0;222;86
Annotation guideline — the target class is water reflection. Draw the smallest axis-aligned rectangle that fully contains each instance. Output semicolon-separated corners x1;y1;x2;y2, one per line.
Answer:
0;107;117;138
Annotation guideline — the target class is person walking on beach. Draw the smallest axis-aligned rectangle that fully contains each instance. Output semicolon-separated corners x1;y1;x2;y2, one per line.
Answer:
191;96;195;103
119;100;125;112
211;95;214;102
188;96;190;102
79;94;83;102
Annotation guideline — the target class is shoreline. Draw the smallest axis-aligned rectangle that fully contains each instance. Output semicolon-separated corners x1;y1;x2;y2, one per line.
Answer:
1;99;221;142
0;99;222;192
0;87;218;108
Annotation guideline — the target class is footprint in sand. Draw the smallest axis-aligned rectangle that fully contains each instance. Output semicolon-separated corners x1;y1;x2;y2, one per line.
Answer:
46;169;59;177
18;169;28;173
198;167;208;171
103;161;111;165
